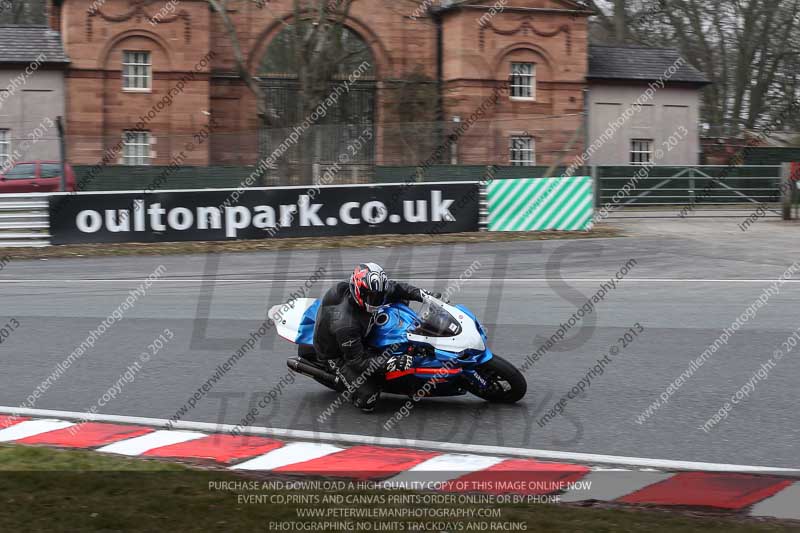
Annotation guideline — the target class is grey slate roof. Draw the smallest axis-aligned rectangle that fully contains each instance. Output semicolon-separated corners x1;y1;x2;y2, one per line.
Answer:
438;0;590;13
439;0;588;10
0;25;69;64
588;45;709;85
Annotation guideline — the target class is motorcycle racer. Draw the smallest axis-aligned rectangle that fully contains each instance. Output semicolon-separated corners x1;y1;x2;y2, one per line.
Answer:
312;262;437;412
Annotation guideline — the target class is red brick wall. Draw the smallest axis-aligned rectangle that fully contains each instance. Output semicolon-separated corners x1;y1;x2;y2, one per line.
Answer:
205;0;439;165
442;0;589;166
59;0;588;168
61;0;211;165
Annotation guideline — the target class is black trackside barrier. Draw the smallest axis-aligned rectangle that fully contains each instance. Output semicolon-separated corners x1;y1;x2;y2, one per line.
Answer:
48;182;480;245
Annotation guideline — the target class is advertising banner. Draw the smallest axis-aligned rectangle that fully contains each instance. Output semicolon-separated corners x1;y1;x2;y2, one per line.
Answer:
48;182;480;245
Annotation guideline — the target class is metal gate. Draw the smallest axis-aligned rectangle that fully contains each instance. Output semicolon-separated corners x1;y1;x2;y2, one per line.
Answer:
259;79;376;185
596;165;783;218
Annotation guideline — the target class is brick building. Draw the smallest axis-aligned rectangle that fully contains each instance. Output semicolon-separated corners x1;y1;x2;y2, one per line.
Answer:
49;0;591;174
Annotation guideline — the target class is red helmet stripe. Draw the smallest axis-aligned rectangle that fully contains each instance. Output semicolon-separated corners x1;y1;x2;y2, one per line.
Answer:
352;266;369;307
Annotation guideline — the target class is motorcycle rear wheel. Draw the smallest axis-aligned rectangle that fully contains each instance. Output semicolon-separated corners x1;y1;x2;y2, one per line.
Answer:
469;355;527;403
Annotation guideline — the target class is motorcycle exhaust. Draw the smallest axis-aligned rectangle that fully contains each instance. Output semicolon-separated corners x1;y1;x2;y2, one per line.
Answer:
287;357;338;388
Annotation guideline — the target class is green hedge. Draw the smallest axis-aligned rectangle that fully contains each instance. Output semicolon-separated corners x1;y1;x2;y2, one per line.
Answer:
743;147;800;166
74;164;580;191
73;165;264;191
374;165;573;183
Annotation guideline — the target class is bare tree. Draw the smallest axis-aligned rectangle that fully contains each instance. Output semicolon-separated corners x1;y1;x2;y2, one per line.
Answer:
584;0;800;135
0;0;45;24
661;0;800;134
209;0;380;182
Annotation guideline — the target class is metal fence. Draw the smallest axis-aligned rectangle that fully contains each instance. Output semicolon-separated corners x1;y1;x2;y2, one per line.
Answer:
596;165;785;218
1;164;796;248
63;115;585;186
70;164;581;192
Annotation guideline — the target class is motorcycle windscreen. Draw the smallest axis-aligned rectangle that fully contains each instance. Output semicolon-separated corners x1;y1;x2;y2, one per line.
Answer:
410;302;463;337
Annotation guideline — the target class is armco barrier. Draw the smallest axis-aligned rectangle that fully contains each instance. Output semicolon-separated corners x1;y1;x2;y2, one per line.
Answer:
487;176;594;231
47;182;481;245
0;193;51;247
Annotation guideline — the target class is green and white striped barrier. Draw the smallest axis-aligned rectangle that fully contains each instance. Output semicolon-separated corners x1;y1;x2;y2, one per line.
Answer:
487;176;594;231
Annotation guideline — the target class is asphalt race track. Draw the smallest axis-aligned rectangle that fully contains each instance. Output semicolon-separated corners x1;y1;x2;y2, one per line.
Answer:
0;217;798;468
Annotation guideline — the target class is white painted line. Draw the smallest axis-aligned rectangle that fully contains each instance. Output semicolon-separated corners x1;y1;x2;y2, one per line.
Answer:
382;454;504;488
750;482;800;520
1;278;800;284
403;453;503;473
96;430;205;456
560;471;673;502
0;419;74;442
232;442;342;471
1;406;798;474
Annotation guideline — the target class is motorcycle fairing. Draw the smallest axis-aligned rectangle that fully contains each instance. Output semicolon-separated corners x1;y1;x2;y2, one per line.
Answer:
367;304;418;349
370;301;494;372
273;295;493;396
406;300;486;354
269;298;318;345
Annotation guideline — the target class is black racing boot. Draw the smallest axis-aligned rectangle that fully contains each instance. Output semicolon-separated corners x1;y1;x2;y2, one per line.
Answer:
332;356;383;413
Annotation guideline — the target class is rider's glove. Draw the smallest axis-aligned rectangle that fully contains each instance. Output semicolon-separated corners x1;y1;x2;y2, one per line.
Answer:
422;289;448;302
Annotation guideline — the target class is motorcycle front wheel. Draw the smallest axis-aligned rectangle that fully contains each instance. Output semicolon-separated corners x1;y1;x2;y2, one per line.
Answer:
468;355;527;403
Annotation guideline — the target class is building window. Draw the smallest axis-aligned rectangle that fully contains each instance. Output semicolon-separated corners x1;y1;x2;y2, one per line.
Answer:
123;51;151;91
0;129;9;169
510;62;535;99
123;131;151;165
630;139;653;165
510;136;535;166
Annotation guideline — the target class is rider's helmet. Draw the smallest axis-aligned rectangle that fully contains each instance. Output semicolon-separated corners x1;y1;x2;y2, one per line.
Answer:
349;262;389;313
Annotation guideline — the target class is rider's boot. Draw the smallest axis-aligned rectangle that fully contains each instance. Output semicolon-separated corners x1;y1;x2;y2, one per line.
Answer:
330;356;384;413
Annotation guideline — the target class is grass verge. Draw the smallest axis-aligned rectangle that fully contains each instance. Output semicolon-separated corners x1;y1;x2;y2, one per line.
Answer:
0;445;794;533
0;228;621;260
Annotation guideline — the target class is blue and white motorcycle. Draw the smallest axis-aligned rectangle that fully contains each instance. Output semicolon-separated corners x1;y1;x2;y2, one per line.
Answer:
270;293;527;404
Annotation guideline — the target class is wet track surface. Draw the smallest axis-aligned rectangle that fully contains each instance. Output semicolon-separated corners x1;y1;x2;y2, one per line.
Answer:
1;217;798;468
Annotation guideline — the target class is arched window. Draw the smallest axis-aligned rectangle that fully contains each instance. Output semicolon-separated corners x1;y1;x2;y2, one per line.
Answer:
260;23;375;79
258;23;376;182
509;62;535;100
500;47;551;103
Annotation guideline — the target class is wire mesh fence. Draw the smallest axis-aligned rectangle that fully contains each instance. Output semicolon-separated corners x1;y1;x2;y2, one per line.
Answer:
64;115;587;190
0;131;60;173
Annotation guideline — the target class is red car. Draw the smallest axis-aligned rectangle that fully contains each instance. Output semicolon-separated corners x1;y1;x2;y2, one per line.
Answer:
0;161;76;193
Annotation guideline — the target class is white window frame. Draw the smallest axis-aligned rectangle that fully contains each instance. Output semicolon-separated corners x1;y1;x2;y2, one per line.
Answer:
510;135;535;166
510;62;536;100
122;51;152;92
0;129;10;169
123;131;151;165
630;138;654;165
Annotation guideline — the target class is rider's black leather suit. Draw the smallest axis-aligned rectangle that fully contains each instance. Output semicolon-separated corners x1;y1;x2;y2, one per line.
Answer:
312;280;422;410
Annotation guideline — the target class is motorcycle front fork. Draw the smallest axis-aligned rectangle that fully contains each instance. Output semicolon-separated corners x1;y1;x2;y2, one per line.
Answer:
462;369;490;391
